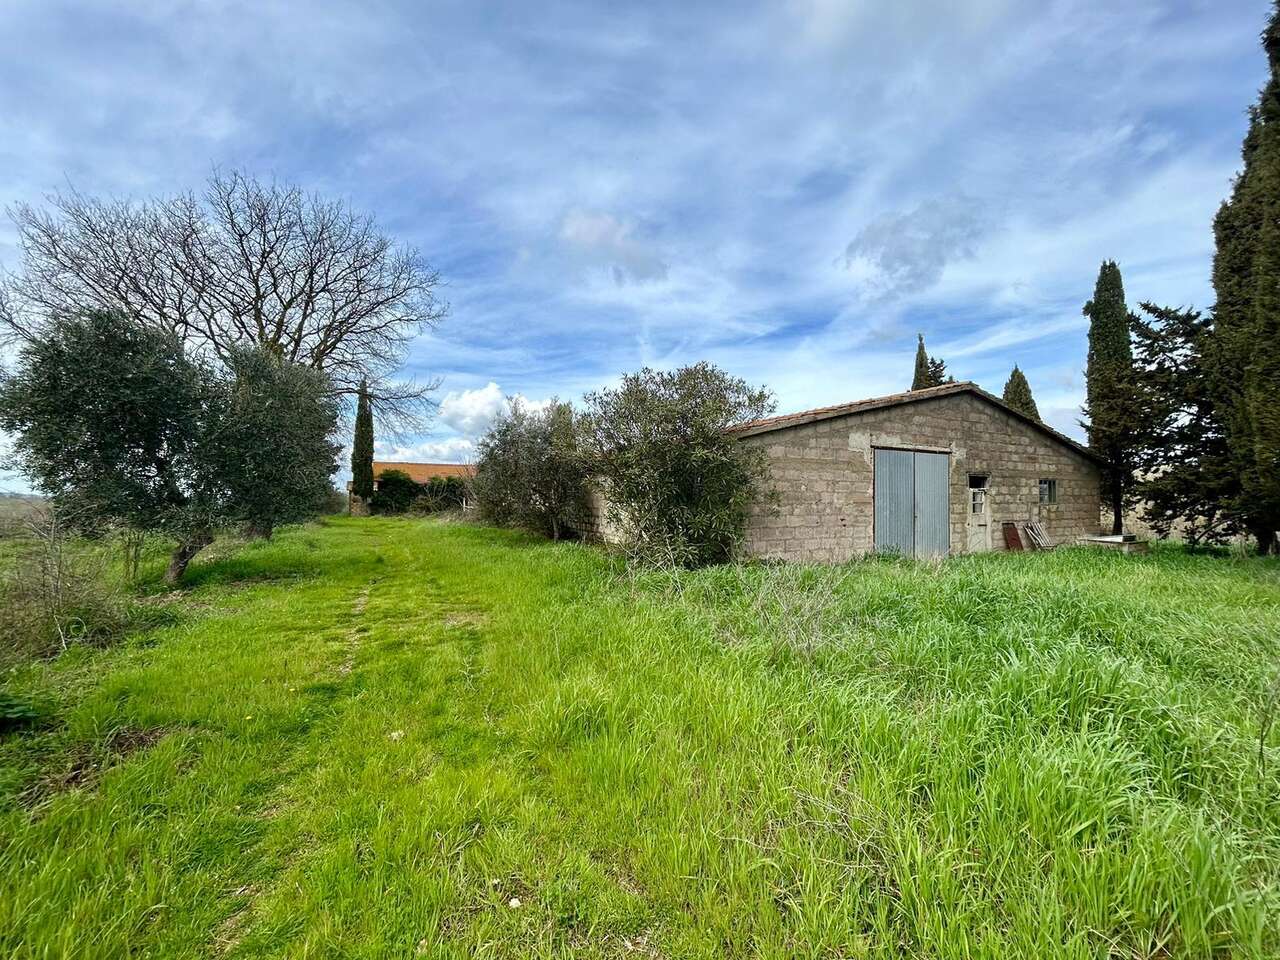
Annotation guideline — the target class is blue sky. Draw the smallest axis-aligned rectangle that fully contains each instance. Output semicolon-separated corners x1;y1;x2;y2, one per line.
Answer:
0;0;1270;484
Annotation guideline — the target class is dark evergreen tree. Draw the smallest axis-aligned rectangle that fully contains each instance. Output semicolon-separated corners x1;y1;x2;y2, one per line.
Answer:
911;334;949;390
1209;2;1280;553
912;334;932;390
1002;365;1040;420
1082;260;1140;535
1131;302;1239;545
351;379;375;502
928;356;949;386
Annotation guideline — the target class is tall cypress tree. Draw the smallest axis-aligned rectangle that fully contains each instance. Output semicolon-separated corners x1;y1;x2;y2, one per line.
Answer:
351;378;375;502
1001;365;1040;420
1083;260;1139;534
1210;2;1280;553
912;334;932;390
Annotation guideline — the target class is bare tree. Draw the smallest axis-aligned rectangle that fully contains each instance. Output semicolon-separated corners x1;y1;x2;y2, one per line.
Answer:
5;170;446;427
0;279;23;344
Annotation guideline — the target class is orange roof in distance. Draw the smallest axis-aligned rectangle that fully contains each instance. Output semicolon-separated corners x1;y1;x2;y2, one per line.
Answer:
373;461;473;483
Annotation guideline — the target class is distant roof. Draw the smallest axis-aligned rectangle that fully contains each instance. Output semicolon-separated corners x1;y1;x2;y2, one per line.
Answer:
727;381;1102;464
373;461;473;483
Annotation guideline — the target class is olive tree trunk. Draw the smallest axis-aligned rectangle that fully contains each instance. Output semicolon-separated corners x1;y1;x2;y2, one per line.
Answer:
165;529;213;585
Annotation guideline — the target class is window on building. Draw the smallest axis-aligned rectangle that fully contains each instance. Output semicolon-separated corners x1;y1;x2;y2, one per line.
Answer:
969;474;989;514
1038;478;1058;504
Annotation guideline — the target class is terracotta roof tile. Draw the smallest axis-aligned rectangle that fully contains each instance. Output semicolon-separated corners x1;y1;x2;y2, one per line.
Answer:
373;461;473;483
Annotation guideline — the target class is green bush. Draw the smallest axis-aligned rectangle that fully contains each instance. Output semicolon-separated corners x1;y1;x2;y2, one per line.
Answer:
321;486;349;515
472;400;589;539
583;362;775;567
370;469;421;515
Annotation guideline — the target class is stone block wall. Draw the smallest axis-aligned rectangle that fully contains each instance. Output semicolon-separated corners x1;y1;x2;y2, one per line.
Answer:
738;392;1102;562
563;485;625;543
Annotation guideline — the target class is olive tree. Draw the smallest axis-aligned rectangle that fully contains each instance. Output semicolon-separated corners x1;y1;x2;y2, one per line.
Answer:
472;399;589;540
583;362;775;566
0;311;342;582
205;347;341;539
0;310;221;582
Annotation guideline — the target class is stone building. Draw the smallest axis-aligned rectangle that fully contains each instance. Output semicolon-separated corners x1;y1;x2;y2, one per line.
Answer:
347;461;472;515
728;381;1103;561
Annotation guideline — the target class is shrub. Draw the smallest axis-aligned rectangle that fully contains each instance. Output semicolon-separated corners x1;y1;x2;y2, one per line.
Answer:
411;476;468;514
0;508;137;667
583;362;775;567
370;469;421;515
321;486;349;515
472;400;589;539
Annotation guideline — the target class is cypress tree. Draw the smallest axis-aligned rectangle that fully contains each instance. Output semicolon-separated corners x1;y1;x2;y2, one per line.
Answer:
912;334;932;390
1002;365;1040;420
1210;2;1280;553
351;379;375;502
1082;260;1139;535
911;334;949;390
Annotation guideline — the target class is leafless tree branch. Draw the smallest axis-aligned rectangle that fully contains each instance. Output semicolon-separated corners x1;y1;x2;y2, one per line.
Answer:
4;169;447;431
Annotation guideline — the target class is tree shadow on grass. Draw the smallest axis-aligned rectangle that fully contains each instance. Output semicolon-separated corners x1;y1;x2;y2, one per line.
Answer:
171;554;324;591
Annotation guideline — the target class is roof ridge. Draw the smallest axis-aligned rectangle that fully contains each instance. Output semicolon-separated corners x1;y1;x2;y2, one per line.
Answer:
729;380;975;432
727;381;1100;464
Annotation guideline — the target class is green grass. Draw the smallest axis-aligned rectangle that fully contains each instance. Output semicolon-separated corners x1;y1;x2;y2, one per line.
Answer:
2;518;1279;958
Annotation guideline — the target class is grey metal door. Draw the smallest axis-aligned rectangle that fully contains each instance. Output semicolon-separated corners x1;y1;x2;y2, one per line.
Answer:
874;448;914;555
913;451;950;558
874;448;950;558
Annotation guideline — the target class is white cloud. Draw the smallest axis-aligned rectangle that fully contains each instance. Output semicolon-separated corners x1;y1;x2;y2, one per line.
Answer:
437;382;506;436
938;315;1087;360
376;437;476;464
437;381;551;439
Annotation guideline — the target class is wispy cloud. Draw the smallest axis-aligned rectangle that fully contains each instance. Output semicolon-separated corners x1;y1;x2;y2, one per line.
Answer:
560;210;669;285
844;195;993;301
0;0;1267;481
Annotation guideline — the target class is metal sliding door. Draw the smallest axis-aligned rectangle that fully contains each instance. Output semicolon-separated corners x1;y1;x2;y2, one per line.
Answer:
873;448;914;555
912;451;950;558
874;448;950;558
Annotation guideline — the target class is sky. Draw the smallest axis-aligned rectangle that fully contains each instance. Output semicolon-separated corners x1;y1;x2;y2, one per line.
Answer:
0;0;1271;487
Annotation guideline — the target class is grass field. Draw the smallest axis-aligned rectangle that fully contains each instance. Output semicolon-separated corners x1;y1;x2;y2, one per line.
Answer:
2;517;1280;958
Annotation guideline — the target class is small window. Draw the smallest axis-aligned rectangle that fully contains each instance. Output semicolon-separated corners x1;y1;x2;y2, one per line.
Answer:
969;474;989;514
1038;478;1058;504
